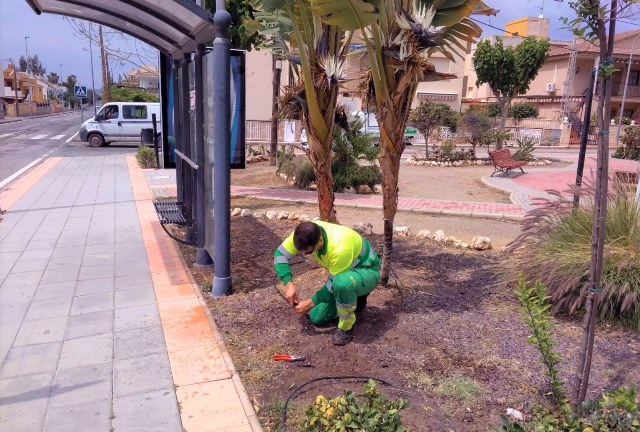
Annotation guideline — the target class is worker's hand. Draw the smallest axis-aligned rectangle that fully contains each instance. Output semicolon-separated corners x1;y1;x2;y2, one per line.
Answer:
284;282;298;306
294;299;315;315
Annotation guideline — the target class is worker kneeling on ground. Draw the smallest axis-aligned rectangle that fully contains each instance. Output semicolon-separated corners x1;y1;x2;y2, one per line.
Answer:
273;221;381;345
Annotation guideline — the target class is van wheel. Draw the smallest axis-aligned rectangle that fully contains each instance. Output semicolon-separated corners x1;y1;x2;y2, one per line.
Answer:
88;133;105;147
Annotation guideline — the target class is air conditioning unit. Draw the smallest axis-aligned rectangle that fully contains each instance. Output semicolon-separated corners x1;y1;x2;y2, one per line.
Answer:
545;82;556;92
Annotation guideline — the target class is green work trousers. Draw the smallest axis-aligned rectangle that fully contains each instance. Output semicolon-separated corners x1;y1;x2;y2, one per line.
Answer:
309;266;380;331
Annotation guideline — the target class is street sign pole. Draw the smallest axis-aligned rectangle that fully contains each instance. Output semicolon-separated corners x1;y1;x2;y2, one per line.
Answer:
74;85;88;122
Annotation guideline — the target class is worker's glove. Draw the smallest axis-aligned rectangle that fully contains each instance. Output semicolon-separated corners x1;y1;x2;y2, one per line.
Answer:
284;282;298;306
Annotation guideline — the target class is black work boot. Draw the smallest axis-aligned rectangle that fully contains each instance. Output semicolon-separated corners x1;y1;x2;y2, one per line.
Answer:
356;294;369;313
332;328;354;346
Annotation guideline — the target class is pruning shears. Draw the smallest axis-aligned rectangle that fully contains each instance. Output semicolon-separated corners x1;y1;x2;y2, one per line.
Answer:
273;353;305;362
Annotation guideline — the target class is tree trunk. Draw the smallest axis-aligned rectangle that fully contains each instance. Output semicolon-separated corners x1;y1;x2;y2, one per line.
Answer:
99;26;110;102
307;133;337;222
497;99;509;150
573;0;617;408
378;120;405;285
270;56;282;166
424;132;429;158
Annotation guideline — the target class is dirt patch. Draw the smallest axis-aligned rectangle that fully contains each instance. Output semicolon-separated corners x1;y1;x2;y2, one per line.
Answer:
231;197;522;250
232;162;293;188
176;218;640;432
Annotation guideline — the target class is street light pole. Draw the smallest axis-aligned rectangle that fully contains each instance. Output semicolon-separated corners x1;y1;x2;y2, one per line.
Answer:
615;33;640;145
24;36;33;117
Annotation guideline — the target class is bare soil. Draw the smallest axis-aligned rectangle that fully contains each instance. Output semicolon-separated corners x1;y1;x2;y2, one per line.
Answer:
177;218;640;432
232;162;512;203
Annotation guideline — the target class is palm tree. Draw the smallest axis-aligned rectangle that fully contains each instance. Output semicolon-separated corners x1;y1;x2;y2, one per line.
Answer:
47;72;59;84
309;0;496;283
249;0;377;222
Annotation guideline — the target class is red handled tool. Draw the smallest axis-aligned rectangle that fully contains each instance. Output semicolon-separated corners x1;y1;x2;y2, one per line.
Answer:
273;354;305;362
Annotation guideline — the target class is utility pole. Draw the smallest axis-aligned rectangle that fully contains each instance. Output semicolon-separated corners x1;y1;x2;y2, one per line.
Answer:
13;63;19;117
59;63;64;108
24;36;33;117
89;23;97;116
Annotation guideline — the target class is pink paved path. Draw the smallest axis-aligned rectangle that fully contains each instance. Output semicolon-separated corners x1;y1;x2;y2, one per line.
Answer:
513;157;639;195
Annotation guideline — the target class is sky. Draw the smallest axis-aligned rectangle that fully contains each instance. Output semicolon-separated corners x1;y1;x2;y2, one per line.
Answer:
0;0;637;88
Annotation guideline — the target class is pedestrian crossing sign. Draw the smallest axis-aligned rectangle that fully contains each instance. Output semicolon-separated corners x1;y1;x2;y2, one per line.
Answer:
74;85;88;98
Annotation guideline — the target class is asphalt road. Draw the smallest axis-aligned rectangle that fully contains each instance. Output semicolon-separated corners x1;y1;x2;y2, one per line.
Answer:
0;112;139;185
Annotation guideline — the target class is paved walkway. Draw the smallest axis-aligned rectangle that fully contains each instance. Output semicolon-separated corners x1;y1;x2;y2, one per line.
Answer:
0;155;260;432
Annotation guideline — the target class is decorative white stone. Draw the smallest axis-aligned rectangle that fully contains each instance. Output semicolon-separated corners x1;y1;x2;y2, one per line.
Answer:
253;211;266;219
471;236;493;250
231;208;242;217
394;226;410;236
353;222;373;235
344;187;356;194
358;185;373;194
240;209;254;218
265;211;277;220
461;242;469;249
373;184;382;194
416;230;432;239
299;214;310;222
432;230;446;242
445;236;457;243
287;213;299;221
278;211;289;220
506;408;524;422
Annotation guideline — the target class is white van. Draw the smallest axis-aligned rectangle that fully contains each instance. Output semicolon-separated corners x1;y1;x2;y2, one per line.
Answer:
79;102;161;147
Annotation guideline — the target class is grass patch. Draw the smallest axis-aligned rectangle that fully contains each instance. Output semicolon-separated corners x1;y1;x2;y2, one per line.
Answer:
403;369;434;391
435;376;481;402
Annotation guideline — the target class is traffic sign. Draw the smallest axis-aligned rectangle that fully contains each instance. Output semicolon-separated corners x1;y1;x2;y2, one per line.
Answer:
74;85;88;98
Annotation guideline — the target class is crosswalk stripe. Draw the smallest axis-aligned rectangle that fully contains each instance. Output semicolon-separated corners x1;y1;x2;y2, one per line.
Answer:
30;134;48;140
0;133;15;139
52;134;65;140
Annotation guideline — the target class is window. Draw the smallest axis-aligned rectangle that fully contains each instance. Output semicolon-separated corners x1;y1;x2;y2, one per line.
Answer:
629;70;640;86
122;105;147;119
101;105;119;120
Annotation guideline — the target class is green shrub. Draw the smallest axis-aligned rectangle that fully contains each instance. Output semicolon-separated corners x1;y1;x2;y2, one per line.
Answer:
513;136;536;161
510;102;539;121
515;278;564;401
136;145;156;168
509;181;640;328
613;127;640;160
439;138;456;155
302;380;408;432
332;162;381;192
295;161;316;188
487;102;501;118
493;386;639;431
109;86;159;102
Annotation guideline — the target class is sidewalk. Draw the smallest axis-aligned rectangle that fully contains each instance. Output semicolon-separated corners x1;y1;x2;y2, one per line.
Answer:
0;110;79;125
0;155;260;431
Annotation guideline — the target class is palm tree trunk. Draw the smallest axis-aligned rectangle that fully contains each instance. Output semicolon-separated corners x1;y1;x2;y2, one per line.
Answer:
378;120;405;285
307;133;338;223
270;55;281;166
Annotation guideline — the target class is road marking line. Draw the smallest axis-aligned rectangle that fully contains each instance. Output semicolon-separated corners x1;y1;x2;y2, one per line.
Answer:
0;158;43;190
30;134;48;140
0;133;15;139
66;132;79;143
52;134;65;140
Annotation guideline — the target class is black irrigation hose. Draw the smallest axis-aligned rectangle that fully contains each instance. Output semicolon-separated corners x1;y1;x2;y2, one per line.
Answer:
281;376;394;432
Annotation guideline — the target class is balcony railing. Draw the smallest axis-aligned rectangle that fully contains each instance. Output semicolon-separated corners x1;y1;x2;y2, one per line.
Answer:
596;82;640;97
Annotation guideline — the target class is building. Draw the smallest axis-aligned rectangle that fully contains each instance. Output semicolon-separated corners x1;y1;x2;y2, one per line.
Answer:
463;19;640;124
119;66;160;90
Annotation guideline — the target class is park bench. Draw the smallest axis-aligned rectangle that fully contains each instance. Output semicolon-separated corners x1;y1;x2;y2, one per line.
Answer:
489;148;527;176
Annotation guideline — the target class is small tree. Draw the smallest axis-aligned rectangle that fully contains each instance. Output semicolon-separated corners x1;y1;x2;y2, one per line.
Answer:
47;72;59;84
410;101;457;157
510;102;539;124
459;112;492;155
473;37;550;149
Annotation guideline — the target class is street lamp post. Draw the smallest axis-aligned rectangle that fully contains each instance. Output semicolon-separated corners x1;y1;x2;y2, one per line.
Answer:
615;33;640;145
24;36;33;117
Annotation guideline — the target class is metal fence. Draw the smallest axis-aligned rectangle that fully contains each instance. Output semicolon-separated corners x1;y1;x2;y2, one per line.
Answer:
246;120;271;142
